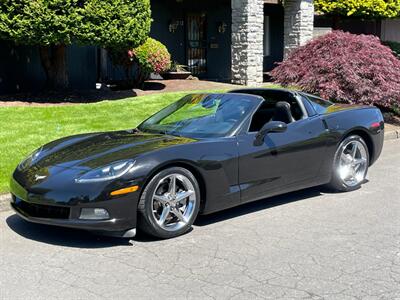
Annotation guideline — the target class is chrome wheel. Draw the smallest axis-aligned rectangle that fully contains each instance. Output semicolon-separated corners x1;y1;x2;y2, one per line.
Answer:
151;173;197;232
337;140;368;187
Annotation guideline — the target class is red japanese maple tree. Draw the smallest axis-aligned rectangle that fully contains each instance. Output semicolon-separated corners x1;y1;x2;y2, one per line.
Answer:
271;31;400;112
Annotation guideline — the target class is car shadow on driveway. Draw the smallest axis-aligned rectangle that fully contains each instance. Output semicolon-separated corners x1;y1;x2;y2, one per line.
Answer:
5;215;133;248
6;186;327;247
194;186;324;226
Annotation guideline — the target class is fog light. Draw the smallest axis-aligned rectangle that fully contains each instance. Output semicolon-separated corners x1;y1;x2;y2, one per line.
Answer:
79;208;110;220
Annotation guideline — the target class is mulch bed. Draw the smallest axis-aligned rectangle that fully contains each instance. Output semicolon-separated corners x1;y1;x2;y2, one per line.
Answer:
0;80;239;107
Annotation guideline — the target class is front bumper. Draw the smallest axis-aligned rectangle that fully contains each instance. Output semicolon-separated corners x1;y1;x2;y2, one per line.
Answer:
10;176;140;237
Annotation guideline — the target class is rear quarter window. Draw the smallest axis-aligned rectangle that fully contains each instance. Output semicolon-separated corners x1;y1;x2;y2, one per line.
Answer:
303;94;333;115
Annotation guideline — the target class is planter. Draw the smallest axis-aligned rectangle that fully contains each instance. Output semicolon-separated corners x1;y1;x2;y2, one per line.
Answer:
161;71;192;80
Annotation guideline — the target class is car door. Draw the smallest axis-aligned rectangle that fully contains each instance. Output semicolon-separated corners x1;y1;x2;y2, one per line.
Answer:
237;115;328;203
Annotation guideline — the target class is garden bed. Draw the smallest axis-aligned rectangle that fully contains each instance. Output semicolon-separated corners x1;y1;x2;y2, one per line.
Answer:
0;80;241;106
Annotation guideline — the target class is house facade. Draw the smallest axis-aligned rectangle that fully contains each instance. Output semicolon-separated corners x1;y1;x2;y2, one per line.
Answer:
148;0;314;86
314;16;400;43
0;0;315;94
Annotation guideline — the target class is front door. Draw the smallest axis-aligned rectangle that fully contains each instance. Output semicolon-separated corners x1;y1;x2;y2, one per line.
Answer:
237;117;328;203
186;13;207;76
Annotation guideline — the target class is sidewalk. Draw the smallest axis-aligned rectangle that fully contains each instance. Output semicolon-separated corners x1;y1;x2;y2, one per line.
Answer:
385;123;400;140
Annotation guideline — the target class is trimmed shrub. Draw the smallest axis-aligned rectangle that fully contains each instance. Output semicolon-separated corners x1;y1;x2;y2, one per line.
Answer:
271;31;400;112
131;38;171;76
110;38;171;87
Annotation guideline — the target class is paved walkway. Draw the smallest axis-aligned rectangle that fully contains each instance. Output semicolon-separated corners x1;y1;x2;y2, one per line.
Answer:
132;79;241;96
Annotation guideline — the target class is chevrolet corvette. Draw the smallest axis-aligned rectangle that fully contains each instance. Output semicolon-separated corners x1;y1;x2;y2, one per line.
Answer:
10;89;384;238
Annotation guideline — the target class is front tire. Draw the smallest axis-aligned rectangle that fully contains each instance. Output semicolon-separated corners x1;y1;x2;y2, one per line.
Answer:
137;167;201;239
327;135;369;192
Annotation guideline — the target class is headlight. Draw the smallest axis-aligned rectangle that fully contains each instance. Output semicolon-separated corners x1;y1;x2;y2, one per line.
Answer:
17;147;43;171
75;160;135;183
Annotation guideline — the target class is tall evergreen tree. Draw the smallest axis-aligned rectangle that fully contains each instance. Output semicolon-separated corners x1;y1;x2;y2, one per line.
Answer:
0;0;151;89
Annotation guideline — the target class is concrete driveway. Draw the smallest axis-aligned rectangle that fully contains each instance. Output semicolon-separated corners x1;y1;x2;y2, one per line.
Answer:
1;141;399;300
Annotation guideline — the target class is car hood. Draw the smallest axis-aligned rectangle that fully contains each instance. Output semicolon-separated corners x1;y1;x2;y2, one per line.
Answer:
33;130;196;170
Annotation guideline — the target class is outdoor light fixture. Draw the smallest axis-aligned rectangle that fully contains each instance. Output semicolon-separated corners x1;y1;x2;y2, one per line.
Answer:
217;22;227;34
169;20;183;33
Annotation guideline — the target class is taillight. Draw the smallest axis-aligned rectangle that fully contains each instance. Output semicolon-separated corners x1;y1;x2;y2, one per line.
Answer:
370;122;381;128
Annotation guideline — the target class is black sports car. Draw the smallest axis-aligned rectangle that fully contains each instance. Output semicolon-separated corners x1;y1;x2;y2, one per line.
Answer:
10;89;384;239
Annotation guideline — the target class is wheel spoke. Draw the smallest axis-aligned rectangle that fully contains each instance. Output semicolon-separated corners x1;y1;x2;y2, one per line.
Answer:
339;165;352;180
341;153;352;165
158;206;171;225
353;158;366;166
351;143;358;158
351;166;356;177
154;194;168;204
172;207;186;223
168;175;177;197
176;190;194;203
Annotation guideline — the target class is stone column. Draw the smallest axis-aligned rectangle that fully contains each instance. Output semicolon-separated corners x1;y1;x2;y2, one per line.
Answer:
231;0;264;86
283;0;314;58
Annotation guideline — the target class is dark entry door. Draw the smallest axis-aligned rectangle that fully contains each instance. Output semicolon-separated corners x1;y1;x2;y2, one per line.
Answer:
263;4;284;72
186;13;207;76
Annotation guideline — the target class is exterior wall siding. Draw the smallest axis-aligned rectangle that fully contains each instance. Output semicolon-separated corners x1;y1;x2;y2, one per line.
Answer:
314;16;382;37
0;42;97;94
0;0;317;92
381;19;400;42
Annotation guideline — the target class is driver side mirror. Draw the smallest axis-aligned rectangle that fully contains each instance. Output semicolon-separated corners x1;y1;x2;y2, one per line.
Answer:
254;121;287;146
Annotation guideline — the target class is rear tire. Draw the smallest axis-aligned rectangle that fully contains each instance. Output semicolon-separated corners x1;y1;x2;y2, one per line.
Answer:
327;135;369;192
137;167;200;239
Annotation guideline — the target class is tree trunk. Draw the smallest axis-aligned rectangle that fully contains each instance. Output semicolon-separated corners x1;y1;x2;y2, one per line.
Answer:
39;44;69;90
133;59;149;89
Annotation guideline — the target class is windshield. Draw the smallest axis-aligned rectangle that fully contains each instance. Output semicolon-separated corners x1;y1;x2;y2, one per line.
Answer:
138;94;257;138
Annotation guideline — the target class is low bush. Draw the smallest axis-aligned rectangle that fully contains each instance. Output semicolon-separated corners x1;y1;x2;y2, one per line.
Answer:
271;31;400;113
131;38;171;77
110;38;171;87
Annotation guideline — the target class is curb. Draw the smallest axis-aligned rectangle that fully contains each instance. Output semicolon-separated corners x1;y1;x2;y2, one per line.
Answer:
0;129;398;213
384;129;399;141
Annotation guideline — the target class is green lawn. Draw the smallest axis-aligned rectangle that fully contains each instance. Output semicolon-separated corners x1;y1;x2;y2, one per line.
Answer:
0;90;223;193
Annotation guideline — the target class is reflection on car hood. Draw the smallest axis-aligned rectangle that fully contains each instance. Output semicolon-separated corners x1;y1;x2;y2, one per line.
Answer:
34;130;196;170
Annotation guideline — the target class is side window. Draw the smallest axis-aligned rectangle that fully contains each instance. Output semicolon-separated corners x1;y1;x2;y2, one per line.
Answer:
249;102;276;132
301;96;317;117
248;95;305;132
306;95;333;115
